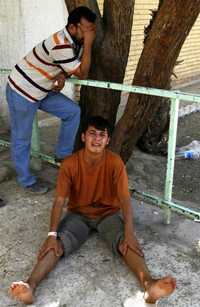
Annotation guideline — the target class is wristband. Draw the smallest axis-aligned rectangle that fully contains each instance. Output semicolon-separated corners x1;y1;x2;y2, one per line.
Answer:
48;231;57;238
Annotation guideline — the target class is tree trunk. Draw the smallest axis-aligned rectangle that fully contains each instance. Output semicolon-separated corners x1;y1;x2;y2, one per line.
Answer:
137;99;170;155
110;0;200;162
65;0;134;143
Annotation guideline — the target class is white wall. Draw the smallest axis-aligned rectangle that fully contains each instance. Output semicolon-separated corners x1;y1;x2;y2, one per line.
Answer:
0;0;74;120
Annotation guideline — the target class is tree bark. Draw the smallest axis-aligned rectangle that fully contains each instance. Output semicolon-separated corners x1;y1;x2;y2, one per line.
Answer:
137;100;170;155
110;0;200;162
65;0;134;143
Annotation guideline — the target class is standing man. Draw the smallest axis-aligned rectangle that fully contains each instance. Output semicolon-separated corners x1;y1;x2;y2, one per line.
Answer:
6;6;96;194
10;116;176;305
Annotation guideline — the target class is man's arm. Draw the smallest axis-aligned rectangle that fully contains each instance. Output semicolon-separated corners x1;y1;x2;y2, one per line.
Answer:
73;29;95;80
52;24;96;90
38;196;66;260
119;198;144;257
52;30;95;90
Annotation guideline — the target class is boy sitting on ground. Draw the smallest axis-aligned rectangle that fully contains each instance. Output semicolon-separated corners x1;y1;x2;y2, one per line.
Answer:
10;116;176;305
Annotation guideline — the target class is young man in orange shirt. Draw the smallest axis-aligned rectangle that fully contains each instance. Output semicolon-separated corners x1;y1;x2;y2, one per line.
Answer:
10;116;176;305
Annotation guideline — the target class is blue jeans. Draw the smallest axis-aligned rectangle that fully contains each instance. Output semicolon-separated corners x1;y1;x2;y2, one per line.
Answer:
6;84;80;187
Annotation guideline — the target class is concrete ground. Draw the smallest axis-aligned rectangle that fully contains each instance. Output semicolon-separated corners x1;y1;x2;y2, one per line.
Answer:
1;82;200;307
0;176;200;307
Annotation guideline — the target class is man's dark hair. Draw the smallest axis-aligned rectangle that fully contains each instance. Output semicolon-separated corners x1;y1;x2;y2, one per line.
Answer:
67;6;96;26
83;116;112;137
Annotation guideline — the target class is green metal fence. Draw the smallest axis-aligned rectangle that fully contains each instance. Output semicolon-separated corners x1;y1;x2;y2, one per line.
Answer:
1;68;200;224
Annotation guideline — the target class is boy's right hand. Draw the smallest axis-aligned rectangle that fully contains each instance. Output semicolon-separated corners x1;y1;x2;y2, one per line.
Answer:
38;236;62;260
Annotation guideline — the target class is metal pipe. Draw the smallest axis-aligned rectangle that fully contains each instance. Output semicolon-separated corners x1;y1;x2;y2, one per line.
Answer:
1;69;200;102
67;78;200;103
1;136;199;221
134;190;200;222
164;98;180;224
1;69;200;223
0;139;59;166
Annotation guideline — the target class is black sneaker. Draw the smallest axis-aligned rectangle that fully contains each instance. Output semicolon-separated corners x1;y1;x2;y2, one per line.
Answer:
0;198;6;207
54;156;67;164
54;157;62;164
25;181;49;194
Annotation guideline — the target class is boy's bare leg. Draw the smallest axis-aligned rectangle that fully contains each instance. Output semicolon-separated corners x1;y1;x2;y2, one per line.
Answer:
121;246;176;304
10;241;63;304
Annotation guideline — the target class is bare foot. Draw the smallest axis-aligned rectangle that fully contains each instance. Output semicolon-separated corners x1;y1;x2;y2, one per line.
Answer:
9;281;34;304
144;276;176;304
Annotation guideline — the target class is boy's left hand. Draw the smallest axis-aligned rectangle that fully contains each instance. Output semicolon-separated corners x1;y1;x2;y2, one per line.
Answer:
119;233;144;257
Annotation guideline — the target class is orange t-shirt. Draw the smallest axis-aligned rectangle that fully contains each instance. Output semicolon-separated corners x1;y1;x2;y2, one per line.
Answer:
56;149;130;219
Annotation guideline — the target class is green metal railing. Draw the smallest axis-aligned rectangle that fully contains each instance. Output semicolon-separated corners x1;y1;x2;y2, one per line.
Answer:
1;68;200;224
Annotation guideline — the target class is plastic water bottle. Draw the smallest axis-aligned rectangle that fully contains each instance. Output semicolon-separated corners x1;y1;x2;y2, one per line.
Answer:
176;140;200;160
175;150;200;160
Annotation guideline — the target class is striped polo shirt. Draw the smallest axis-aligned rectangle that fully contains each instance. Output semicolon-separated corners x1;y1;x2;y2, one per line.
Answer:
8;27;83;102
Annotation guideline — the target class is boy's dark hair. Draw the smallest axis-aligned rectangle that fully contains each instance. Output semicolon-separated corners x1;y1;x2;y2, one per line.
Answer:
83;116;112;137
67;6;96;26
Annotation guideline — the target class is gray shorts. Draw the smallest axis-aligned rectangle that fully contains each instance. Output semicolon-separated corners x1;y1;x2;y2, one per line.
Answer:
57;212;124;257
